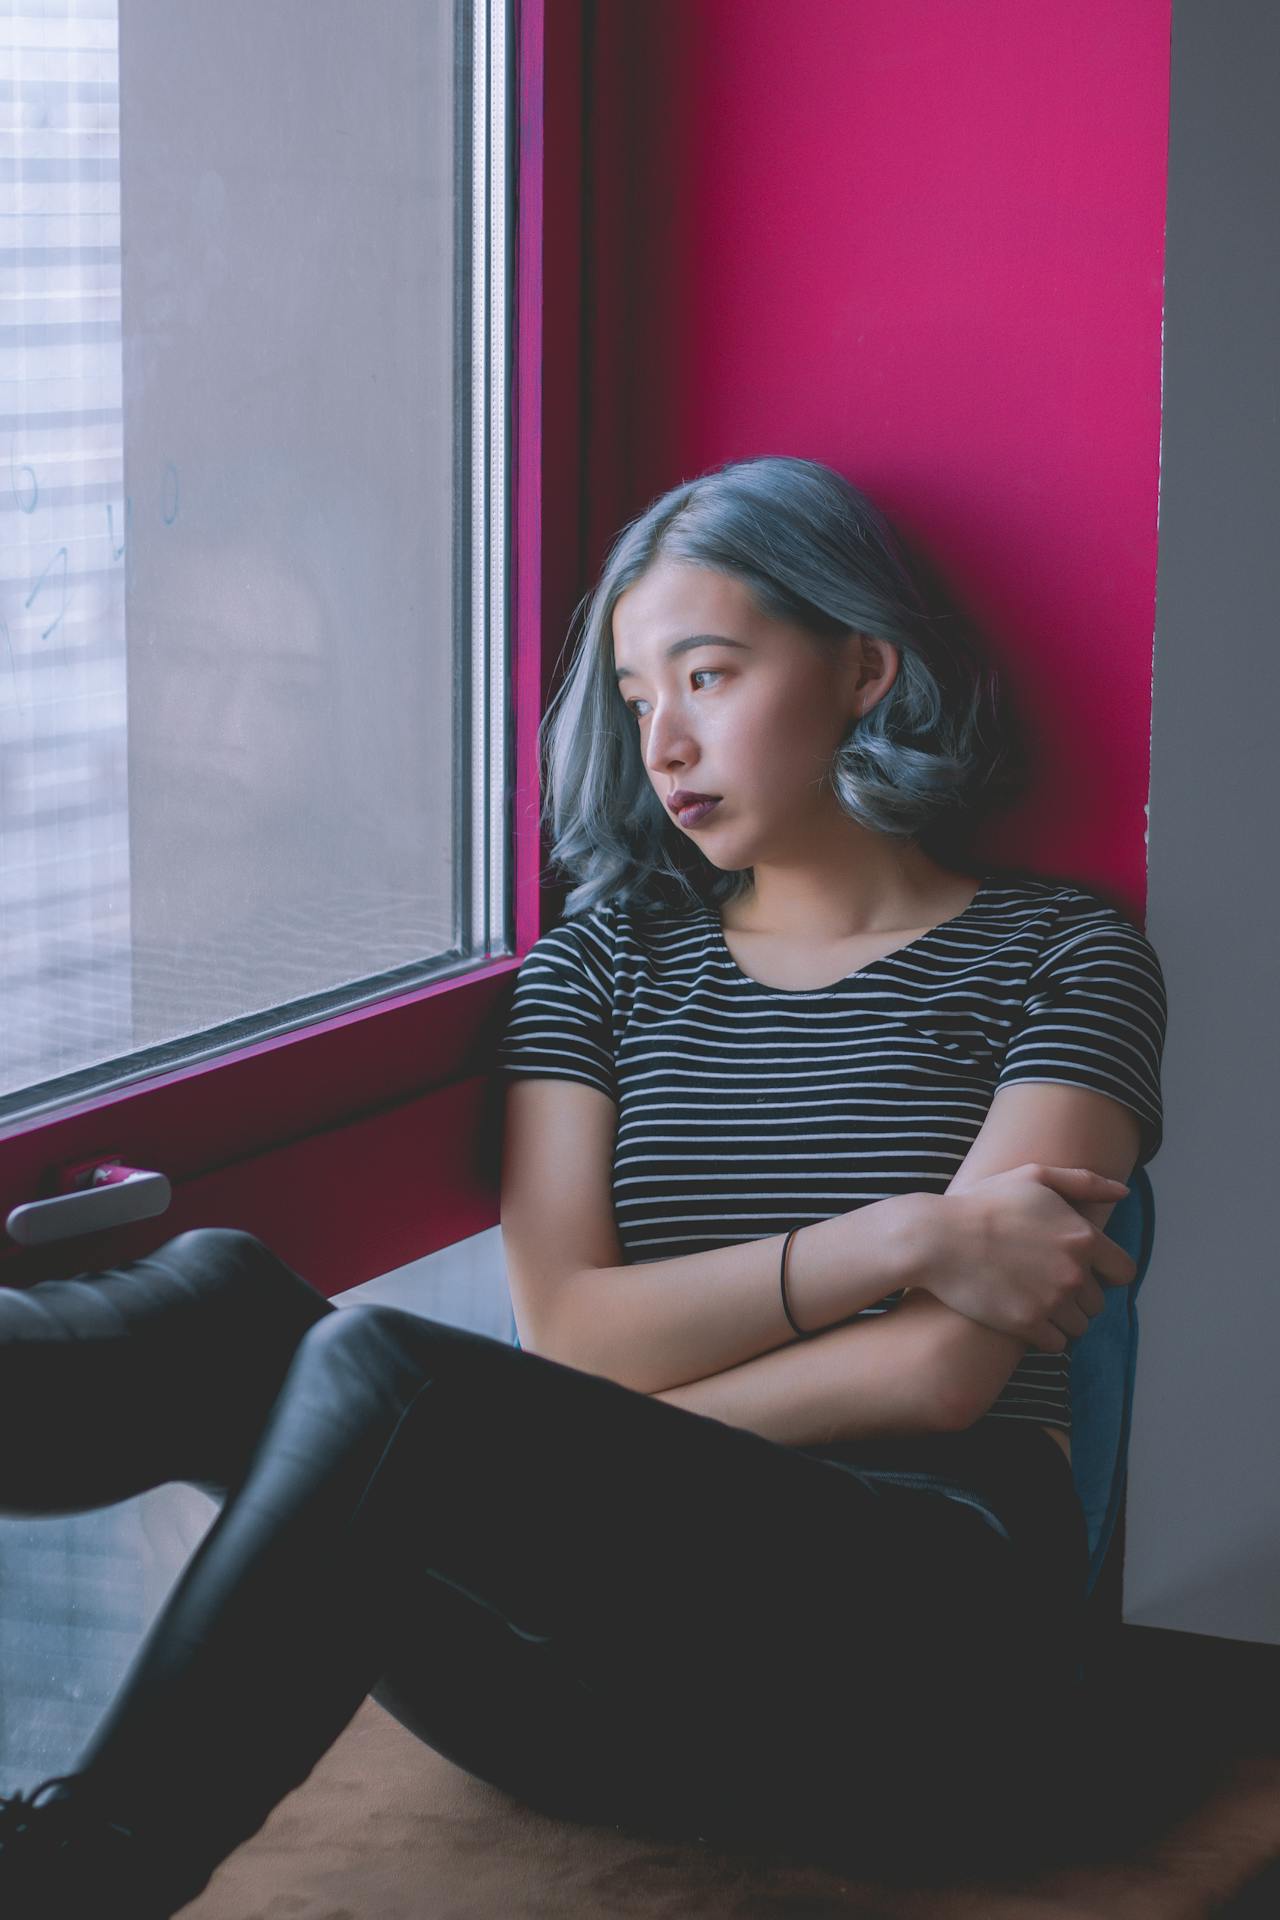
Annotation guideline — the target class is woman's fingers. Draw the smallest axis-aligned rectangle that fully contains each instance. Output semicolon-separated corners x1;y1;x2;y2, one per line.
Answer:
1091;1224;1140;1286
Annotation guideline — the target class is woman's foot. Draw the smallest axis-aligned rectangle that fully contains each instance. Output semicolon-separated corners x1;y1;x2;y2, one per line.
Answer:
0;1773;172;1919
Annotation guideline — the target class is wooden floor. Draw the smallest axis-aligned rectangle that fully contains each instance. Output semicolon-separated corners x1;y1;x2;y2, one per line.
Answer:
181;1618;1280;1919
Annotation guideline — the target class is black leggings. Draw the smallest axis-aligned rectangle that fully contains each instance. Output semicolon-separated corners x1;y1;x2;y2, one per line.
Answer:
0;1228;1089;1902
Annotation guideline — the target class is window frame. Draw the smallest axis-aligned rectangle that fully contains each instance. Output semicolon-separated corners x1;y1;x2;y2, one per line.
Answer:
0;0;586;1297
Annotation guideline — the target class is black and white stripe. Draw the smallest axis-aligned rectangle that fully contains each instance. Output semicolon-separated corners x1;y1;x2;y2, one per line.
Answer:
496;867;1167;1435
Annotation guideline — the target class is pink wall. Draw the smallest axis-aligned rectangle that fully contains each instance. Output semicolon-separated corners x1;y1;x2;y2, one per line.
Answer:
586;0;1171;918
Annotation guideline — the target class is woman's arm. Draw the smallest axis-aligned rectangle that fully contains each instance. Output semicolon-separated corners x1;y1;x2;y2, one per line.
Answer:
652;1074;1139;1443
900;1082;1142;1426
650;1289;964;1445
504;1079;928;1394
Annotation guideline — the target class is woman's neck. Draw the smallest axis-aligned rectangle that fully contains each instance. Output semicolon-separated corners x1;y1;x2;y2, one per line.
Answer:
723;862;980;940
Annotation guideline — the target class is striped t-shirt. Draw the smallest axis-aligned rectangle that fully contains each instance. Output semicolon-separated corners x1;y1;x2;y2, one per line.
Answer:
495;866;1167;1436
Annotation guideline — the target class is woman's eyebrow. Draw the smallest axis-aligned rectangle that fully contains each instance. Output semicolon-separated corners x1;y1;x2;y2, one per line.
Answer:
613;634;752;683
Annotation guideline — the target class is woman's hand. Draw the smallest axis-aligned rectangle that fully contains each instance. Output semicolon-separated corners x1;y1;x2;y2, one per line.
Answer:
900;1165;1137;1353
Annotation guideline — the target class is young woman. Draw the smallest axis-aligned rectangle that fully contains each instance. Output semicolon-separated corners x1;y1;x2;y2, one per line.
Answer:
0;456;1165;1913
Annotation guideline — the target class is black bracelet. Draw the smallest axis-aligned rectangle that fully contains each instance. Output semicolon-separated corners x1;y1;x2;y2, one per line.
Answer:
779;1227;812;1339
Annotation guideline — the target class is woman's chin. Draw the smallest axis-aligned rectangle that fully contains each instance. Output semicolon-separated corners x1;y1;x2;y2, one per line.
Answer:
692;843;739;871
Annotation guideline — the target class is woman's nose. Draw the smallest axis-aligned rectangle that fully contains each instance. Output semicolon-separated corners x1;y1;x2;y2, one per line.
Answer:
643;712;694;773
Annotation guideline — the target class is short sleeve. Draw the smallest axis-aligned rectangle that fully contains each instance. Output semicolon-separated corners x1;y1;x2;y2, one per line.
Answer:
494;909;617;1103
995;895;1168;1167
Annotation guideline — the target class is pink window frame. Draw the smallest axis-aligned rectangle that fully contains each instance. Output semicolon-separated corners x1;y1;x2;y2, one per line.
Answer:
0;0;585;1298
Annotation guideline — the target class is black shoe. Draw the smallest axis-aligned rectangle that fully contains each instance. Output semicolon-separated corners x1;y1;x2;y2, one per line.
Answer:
0;1772;171;1919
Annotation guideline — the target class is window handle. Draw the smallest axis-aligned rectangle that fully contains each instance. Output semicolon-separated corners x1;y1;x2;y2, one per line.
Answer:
5;1159;172;1248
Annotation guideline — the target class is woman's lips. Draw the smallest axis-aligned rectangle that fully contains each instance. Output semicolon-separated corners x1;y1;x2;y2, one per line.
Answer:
676;797;721;828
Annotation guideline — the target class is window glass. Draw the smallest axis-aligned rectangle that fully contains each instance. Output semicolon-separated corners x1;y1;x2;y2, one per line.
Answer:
1;0;504;1122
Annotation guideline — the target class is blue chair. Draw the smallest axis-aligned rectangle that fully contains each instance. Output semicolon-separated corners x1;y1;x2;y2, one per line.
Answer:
1060;1164;1157;1695
1069;1163;1156;1606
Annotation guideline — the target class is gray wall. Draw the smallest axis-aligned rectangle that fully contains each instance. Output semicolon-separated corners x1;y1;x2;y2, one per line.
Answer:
1126;0;1280;1642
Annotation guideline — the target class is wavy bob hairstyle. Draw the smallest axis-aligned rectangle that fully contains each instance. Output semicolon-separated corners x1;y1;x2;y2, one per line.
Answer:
538;455;1027;921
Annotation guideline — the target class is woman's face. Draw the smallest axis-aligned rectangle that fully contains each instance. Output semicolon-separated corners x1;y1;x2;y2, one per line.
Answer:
610;558;897;871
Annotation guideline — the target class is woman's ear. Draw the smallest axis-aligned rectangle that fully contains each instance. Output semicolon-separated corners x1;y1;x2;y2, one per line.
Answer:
850;631;900;715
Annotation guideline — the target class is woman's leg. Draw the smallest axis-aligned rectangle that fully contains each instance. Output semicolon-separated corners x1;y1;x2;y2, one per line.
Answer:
41;1301;1085;1912
0;1227;335;1512
374;1369;1091;1871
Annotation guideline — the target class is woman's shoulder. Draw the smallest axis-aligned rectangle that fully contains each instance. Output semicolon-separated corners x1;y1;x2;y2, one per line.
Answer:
984;864;1154;934
555;890;709;944
545;895;724;1010
982;864;1165;994
518;900;621;987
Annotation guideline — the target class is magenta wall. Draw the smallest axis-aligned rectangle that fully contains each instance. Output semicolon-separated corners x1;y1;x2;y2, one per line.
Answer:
587;0;1171;919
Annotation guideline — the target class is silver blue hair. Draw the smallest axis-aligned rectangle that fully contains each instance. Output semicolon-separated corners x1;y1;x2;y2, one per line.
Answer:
538;454;1027;920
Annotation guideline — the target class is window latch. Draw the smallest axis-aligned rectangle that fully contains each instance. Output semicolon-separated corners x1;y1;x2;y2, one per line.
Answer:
5;1159;172;1248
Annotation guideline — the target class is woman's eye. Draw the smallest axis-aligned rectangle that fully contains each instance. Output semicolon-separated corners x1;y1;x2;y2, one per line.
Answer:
626;669;721;718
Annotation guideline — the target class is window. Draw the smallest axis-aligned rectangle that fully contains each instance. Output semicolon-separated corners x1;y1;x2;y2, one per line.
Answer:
1;0;511;1129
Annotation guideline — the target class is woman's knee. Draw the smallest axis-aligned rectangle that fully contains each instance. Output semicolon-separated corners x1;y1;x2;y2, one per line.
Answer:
158;1225;293;1281
287;1304;511;1428
149;1227;334;1342
292;1301;461;1379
